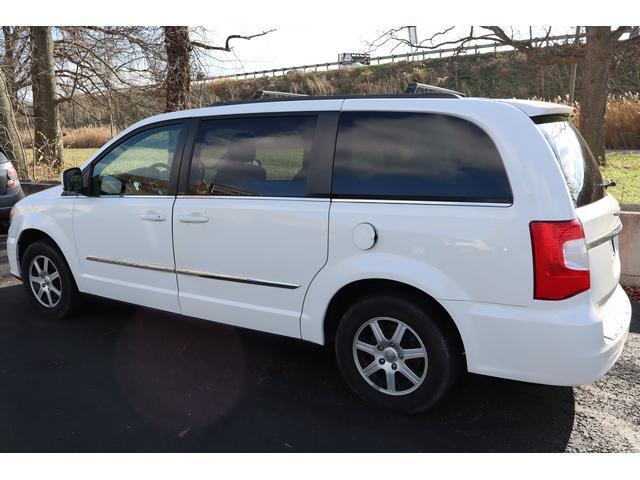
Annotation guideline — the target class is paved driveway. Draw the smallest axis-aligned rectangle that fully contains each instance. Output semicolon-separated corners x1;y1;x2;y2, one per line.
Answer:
1;230;638;452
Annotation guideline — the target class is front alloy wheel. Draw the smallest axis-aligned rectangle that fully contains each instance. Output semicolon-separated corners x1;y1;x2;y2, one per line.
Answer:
21;240;80;320
28;254;63;308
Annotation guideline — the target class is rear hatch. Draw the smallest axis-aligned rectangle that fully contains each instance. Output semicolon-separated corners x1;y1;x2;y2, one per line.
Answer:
536;119;622;307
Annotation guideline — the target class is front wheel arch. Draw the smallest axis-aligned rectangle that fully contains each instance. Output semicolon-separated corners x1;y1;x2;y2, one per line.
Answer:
18;229;67;277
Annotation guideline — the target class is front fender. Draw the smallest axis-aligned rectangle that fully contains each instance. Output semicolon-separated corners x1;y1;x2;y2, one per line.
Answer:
300;252;469;345
9;199;80;286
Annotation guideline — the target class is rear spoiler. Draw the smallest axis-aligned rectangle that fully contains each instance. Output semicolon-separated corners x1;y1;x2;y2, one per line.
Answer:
499;99;577;120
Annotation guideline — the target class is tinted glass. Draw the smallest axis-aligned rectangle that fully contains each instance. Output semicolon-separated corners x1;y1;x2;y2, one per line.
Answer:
92;124;181;196
536;120;605;207
0;148;8;163
188;116;318;197
332;112;512;202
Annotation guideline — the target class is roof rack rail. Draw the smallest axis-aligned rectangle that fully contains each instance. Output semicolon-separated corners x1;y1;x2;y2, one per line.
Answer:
253;90;308;100
404;82;465;97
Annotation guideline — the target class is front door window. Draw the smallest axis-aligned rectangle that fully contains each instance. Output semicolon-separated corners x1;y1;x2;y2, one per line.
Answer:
91;124;182;196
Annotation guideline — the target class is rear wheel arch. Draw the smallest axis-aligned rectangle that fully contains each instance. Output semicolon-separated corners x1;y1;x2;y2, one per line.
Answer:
323;278;467;370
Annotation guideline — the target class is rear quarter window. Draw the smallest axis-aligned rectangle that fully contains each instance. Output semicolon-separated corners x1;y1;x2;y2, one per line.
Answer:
535;119;605;207
332;112;513;203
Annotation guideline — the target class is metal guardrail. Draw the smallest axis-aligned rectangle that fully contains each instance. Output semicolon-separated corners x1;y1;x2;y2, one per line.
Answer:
197;33;585;84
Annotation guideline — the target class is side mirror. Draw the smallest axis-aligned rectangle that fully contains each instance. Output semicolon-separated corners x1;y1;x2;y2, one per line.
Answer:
62;167;83;193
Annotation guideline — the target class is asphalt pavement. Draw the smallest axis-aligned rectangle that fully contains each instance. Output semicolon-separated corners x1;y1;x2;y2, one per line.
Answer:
1;229;638;452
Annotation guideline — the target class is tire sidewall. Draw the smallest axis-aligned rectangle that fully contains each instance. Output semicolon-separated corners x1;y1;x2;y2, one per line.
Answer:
335;294;457;413
21;241;77;319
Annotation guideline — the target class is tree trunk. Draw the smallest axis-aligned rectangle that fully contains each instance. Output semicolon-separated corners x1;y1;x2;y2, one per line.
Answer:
2;27;21;112
0;69;28;176
164;26;192;112
30;26;63;169
578;27;615;166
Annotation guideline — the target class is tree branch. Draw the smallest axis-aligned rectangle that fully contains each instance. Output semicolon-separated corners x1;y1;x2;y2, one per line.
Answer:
191;28;276;52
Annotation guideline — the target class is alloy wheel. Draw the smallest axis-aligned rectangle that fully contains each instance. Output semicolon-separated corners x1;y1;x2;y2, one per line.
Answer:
352;316;428;396
28;255;62;308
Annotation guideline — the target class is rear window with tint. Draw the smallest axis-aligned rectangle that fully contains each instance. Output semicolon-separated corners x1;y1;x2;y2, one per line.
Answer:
332;112;512;203
536;120;604;207
0;149;8;163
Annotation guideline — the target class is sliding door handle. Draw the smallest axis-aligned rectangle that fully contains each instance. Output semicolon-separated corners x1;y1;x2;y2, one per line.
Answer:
139;212;166;222
178;214;209;223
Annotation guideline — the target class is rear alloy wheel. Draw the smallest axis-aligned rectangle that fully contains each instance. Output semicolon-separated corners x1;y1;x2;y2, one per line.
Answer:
335;294;462;413
353;317;428;396
21;241;80;319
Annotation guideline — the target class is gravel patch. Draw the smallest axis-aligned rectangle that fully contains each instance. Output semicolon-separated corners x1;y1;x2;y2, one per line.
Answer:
566;309;640;452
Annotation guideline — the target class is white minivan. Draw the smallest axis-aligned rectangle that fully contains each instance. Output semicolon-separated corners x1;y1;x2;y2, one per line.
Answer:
7;87;631;413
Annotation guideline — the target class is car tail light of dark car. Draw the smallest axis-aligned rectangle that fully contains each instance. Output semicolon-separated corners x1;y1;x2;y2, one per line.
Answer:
530;219;590;300
6;165;19;190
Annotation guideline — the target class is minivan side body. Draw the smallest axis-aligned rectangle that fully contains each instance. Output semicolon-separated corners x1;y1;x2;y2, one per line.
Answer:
7;96;631;411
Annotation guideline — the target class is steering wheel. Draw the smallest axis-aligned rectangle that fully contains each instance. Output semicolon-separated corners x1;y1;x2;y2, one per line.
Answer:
139;162;171;194
147;162;171;178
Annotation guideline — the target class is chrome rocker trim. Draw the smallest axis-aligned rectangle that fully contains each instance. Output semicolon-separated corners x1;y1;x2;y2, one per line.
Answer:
85;256;300;289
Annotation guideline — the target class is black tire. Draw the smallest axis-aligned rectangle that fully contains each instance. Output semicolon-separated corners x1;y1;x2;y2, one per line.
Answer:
21;240;80;320
335;294;463;414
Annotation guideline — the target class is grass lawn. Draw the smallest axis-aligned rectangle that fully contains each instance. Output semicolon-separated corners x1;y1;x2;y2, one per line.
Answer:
29;148;640;205
600;152;640;205
60;148;97;168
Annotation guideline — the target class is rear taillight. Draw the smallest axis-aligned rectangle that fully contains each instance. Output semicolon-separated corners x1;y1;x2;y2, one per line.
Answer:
530;220;590;300
6;166;19;189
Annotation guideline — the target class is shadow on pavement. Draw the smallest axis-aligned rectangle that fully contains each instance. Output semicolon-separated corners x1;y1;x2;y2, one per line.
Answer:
0;281;575;452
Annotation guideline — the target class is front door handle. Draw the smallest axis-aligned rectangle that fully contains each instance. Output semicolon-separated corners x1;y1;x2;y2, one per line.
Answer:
178;214;209;223
139;212;166;222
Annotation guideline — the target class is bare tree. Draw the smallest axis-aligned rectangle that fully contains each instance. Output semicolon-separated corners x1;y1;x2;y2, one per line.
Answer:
30;26;63;168
0;69;27;175
164;26;192;111
369;26;640;165
1;27;30;112
163;27;275;112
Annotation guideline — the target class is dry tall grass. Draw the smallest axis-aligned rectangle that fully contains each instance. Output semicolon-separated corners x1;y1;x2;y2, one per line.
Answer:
62;126;115;149
19;125;115;149
547;93;640;150
603;93;640;150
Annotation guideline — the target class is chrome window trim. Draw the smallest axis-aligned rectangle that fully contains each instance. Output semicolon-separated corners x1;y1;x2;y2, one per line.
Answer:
91;195;174;199
86;256;300;289
177;195;328;202
587;222;623;250
331;198;513;207
176;196;510;206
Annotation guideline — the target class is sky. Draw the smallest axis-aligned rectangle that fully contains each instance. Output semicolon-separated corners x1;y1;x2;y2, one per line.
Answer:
199;25;399;76
197;25;576;78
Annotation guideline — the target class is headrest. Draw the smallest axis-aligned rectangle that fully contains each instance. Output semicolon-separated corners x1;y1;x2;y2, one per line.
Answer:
223;139;256;164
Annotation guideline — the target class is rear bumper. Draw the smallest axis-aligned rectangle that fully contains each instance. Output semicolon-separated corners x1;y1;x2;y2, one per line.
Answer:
443;285;631;386
0;206;10;221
